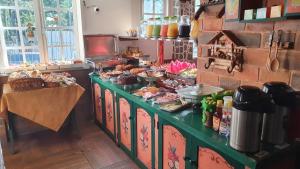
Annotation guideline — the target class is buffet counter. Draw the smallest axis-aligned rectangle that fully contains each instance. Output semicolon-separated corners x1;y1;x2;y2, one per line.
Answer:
90;73;295;169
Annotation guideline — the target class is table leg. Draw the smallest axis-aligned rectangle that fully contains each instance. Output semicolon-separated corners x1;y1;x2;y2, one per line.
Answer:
6;112;15;154
70;109;81;139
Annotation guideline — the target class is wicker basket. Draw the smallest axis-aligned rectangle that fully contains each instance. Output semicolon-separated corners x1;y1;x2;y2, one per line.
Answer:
8;78;44;91
44;81;60;88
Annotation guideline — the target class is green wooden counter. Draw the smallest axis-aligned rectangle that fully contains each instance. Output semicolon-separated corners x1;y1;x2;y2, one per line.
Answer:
90;73;295;169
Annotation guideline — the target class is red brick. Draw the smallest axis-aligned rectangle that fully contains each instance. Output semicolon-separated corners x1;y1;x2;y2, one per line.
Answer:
243;48;269;66
274;20;300;31
294;31;300;51
198;31;218;45
234;64;259;82
201;4;225;18
223;21;245;31
198;71;219;86
261;31;296;48
198;57;213;72
259;67;291;84
202;17;223;31
213;68;234;77
219;76;241;89
245;23;274;32
291;71;300;90
277;50;300;71
241;80;263;88
232;32;261;48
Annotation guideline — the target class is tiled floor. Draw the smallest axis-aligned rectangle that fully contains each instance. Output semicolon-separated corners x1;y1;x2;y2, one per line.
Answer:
3;123;139;169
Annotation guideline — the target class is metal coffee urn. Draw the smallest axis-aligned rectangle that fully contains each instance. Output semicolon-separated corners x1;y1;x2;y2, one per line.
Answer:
261;82;295;145
230;86;267;153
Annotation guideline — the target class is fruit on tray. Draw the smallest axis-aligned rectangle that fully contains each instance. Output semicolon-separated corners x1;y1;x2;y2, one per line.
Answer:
166;60;196;74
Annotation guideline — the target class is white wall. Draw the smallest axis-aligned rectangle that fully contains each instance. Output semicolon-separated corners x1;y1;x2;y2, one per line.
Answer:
81;0;140;36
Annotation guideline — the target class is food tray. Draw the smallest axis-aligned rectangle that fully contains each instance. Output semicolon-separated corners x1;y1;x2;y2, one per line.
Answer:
160;102;192;113
176;84;224;103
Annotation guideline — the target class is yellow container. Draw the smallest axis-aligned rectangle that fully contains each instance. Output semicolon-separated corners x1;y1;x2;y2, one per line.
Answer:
167;16;179;38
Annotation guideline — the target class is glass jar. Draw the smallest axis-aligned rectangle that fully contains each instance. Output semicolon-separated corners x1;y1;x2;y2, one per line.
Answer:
167;16;179;39
179;15;191;38
146;18;154;38
152;18;161;38
139;20;147;38
160;17;169;38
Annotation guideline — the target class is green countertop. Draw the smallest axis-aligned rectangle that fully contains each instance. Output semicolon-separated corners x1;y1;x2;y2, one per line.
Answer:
90;73;293;169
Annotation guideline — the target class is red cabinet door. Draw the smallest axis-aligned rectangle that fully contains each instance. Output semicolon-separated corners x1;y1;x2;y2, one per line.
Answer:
94;83;102;124
105;89;115;135
136;108;152;168
198;147;233;169
163;125;186;169
119;98;131;151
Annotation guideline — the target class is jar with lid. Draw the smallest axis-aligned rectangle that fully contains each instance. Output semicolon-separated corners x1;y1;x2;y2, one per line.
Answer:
146;18;154;38
160;17;169;38
167;16;179;38
152;18;161;38
213;100;223;132
179;15;191;38
139;20;147;38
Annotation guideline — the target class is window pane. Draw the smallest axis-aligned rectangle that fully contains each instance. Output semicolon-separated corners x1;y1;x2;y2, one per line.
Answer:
22;29;38;46
20;10;35;27
144;0;153;13
4;30;20;47
154;0;163;14
45;30;60;46
44;10;58;27
62;30;74;45
48;47;61;61
59;0;72;8
59;10;73;26
1;9;17;27
0;0;15;6
43;0;57;8
18;0;33;8
7;49;23;65
63;46;76;61
25;48;40;64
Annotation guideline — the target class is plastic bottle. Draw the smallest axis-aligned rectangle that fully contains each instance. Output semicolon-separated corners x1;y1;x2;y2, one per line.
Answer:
219;96;233;136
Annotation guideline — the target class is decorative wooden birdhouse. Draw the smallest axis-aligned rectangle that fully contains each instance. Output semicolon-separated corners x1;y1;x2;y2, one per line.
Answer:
202;30;246;73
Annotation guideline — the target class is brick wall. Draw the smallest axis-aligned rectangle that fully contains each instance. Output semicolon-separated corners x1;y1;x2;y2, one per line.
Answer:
197;11;300;91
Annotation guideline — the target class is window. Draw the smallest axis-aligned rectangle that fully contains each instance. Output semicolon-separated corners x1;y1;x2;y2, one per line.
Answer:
0;0;81;67
142;0;165;20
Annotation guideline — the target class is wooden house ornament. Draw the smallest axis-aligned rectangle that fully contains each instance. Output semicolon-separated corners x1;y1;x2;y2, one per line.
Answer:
202;30;246;73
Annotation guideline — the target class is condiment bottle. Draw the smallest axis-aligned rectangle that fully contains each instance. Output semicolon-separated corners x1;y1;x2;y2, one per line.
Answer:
146;18;154;38
167;16;179;38
179;15;191;38
152;18;161;38
213;100;223;132
219;96;233;137
219;113;228;136
160;17;169;38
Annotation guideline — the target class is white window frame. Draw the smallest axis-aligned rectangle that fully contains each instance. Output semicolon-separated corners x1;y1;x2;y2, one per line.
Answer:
0;0;84;67
142;0;168;19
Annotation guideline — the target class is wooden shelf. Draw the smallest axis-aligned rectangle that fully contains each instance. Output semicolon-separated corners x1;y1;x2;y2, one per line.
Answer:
118;36;139;41
239;17;286;23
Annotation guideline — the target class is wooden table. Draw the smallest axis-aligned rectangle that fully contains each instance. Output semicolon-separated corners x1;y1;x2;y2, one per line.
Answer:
1;84;85;154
